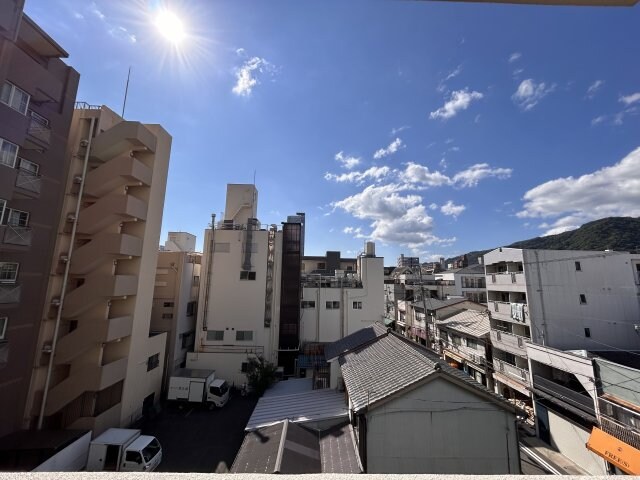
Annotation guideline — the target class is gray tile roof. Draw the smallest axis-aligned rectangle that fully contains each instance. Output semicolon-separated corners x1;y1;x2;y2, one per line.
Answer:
437;309;491;338
339;331;515;413
455;263;485;275
324;322;388;361
231;423;283;473
411;297;467;311
319;422;362;473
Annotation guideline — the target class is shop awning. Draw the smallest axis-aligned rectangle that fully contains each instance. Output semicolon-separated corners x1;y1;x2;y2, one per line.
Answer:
586;427;640;475
443;349;464;364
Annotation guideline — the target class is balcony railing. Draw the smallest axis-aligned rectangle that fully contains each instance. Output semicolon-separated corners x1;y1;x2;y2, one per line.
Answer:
2;224;32;246
600;416;640;451
487;271;525;286
494;358;529;383
490;330;529;356
15;169;42;194
490;301;528;322
0;284;21;303
533;375;595;416
443;342;486;366
27;118;51;146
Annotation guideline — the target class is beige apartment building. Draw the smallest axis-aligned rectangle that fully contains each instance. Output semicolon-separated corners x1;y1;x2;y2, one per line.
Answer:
151;233;201;389
23;105;172;434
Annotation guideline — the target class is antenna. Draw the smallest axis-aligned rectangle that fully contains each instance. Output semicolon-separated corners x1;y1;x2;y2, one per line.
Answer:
121;66;131;119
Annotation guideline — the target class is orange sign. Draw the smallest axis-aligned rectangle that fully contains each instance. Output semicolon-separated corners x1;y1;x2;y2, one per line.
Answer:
586;427;640;475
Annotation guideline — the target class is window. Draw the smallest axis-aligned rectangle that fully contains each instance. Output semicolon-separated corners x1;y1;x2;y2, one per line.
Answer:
346;266;353;271
186;301;196;317
240;271;256;280
18;157;39;174
466;338;479;350
236;330;253;341
163;301;174;307
301;300;316;309
579;294;587;304
0;138;18;168
161;313;173;319
209;382;229;397
181;331;195;349
0;263;19;283
193;275;200;286
0;199;5;223
575;261;582;271
325;301;340;309
214;242;230;253
353;301;363;309
452;335;462;346
0;316;7;340
1;82;30;115
206;330;224;341
5;209;29;227
29;110;49;126
585;327;591;338
241;362;249;373
141;439;161;463
317;262;325;270
125;451;143;464
147;353;159;371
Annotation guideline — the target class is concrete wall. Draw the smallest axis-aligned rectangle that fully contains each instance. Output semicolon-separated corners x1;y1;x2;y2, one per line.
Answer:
365;376;519;474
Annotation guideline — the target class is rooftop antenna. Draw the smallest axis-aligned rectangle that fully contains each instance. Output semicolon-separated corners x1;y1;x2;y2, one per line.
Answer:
121;66;131;119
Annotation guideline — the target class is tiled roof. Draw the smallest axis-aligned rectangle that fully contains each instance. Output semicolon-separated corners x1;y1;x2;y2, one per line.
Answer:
339;331;515;413
411;297;467;311
319;422;362;473
437;309;491;338
324;322;388;361
455;263;486;275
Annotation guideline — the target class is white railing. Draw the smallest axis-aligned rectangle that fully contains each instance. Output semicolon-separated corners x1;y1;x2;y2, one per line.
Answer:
493;358;529;383
490;330;529;356
490;301;528;322
487;272;525;286
443;342;486;366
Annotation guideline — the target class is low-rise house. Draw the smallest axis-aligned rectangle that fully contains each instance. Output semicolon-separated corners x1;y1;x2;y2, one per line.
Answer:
332;325;521;473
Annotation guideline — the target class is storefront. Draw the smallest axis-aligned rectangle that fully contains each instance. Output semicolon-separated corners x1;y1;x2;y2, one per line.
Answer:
587;426;640;475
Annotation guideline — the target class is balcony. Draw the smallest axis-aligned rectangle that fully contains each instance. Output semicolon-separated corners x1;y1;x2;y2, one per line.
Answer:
443;342;486;366
494;358;529;383
486;272;525;291
2;224;32;246
490;301;528;323
69;233;143;275
490;330;529;357
533;375;595;416
600;416;640;451
76;194;148;235
83;154;152;198
15;169;41;195
0;284;21;303
90;121;157;162
45;357;128;416
63;274;138;318
25;117;51;150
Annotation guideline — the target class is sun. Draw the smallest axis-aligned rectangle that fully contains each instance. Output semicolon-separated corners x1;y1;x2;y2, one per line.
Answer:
155;9;186;45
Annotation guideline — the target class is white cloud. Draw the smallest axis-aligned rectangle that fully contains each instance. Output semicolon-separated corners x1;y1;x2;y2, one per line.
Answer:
73;11;84;20
235;47;246;56
429;203;438;210
591;115;606;126
508;52;522;63
430;88;483;120
232;56;277;97
343;226;363;236
452;163;513;187
334;151;361;169
437;65;463;92
517;147;640;235
324;166;391;185
373;138;404;159
89;2;105;20
440;200;466;218
512;79;555;111
586;80;605;99
400;163;452;187
391;125;410;135
513;68;524;78
449;146;460;152
108;26;136;43
620;92;640;106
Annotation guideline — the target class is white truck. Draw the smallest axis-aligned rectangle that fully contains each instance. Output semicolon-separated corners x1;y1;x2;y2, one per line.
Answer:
86;428;162;472
167;368;230;408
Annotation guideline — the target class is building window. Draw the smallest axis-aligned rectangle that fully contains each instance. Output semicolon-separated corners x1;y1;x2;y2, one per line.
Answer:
29;110;49;126
240;271;256;280
0;316;7;340
1;82;30;115
162;313;173;319
214;242;230;253
193;275;200;286
353;301;363;309
452;335;462;346
241;362;249;373
0;263;19;283
466;338;479;350
18;157;39;174
181;331;195;349
236;330;253;341
585;328;591;338
579;294;587;304
317;262;325;270
0;199;6;223
0;138;19;168
346;266;353;271
147;353;160;371
325;301;340;309
575;261;582;271
206;330;224;341
163;301;174;308
301;300;316;309
186;301;196;317
5;209;29;227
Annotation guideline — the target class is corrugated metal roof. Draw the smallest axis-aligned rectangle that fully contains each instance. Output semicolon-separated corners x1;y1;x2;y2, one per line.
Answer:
324;322;388;361
437;309;491;338
263;378;313;398
339;331;515;413
246;388;348;431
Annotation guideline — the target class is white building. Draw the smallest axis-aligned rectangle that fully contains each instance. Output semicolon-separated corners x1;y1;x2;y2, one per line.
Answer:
187;184;304;386
162;231;196;252
300;244;384;343
484;247;640;408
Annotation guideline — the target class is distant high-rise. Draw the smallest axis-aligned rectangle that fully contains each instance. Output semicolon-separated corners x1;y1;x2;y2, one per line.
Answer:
397;254;420;268
0;0;79;438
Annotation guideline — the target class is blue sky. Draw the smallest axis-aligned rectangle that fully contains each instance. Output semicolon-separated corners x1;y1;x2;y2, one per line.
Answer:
26;0;640;263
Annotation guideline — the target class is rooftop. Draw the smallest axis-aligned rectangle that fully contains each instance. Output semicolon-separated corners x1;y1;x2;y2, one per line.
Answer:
324;322;388;361
437;309;491;338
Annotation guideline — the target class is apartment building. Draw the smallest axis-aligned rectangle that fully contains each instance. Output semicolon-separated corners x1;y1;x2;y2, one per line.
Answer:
0;1;79;438
23;105;172;433
302;251;356;275
484;248;640;414
187;184;304;385
151;233;201;388
397;254;419;268
299;244;384;343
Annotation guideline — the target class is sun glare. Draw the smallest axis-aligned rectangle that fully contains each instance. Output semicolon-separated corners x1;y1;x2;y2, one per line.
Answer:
155;9;186;45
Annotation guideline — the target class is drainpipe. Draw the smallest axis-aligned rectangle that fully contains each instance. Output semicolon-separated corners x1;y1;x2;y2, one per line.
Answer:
37;115;97;429
200;214;215;339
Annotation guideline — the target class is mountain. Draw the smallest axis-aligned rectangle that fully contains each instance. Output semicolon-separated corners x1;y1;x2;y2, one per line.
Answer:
446;217;640;265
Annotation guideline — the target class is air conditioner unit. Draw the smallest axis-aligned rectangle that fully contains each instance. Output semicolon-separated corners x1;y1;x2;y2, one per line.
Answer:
59;255;69;263
73;175;83;184
51;297;61;306
42;344;52;353
66;213;76;222
79;139;89;147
